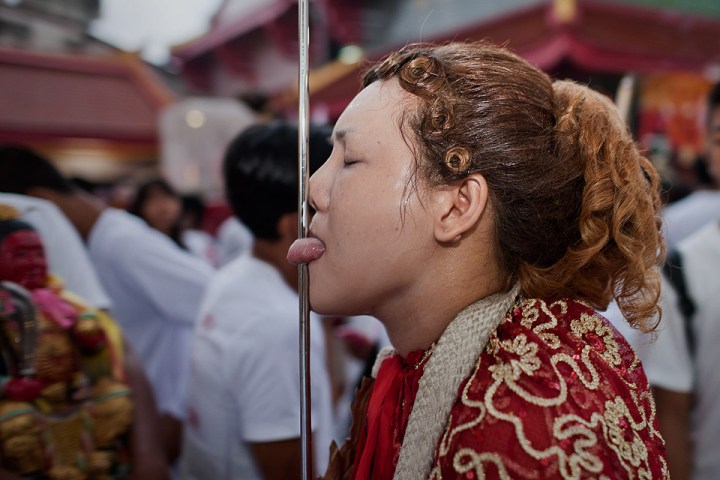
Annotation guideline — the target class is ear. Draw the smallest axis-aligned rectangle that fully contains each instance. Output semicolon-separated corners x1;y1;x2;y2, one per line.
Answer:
277;211;300;242
26;186;59;202
431;173;489;243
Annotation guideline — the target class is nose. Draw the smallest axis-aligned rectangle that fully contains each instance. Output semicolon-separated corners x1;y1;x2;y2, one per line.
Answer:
308;161;330;214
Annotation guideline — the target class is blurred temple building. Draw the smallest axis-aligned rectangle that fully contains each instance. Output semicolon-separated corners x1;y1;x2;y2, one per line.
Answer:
2;0;720;194
0;0;173;182
171;0;720;192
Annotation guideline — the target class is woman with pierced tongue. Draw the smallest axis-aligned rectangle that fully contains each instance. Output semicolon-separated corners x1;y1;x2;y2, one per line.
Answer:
291;41;669;480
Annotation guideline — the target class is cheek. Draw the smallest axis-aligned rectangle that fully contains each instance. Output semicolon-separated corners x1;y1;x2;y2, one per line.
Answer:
0;264;16;280
34;254;48;270
0;264;24;283
331;184;399;251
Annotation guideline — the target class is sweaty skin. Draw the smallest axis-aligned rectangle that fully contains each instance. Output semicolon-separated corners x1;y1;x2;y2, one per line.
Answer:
287;238;326;266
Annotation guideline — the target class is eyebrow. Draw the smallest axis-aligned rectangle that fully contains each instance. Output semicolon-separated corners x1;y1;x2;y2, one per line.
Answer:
332;129;349;144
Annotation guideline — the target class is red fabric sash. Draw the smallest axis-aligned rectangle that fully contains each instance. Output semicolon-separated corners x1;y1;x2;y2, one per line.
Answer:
350;350;427;480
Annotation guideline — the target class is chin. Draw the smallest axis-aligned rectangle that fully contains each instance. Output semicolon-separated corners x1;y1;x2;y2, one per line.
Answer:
309;293;361;317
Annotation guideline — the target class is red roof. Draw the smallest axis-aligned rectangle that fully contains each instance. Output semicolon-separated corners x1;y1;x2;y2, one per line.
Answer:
172;0;293;62
279;1;720;118
0;47;174;144
457;1;720;74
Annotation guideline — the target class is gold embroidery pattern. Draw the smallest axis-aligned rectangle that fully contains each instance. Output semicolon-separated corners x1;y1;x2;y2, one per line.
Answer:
490;335;541;382
452;449;512;479
519;299;564;349
432;298;669;479
438;357;487;457
570;312;621;367
602;397;650;477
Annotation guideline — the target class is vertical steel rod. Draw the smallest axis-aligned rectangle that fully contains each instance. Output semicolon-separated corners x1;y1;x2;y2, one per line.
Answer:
297;0;312;479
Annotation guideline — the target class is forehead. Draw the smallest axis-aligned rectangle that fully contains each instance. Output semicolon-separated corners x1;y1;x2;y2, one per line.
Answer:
334;79;413;139
0;229;43;248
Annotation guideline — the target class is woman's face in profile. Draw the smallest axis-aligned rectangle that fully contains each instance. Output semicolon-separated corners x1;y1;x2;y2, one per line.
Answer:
307;79;439;318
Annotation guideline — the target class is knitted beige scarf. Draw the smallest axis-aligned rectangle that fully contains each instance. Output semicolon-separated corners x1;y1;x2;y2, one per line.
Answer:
372;284;520;480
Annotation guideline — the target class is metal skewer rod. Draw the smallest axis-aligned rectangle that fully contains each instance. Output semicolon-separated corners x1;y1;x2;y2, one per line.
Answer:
297;0;312;479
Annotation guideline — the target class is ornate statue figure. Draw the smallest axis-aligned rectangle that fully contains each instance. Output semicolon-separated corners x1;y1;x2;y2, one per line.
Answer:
0;205;132;479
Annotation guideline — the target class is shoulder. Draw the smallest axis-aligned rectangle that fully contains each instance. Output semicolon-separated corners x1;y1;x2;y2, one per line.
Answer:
491;298;646;397
664;190;720;218
677;221;720;256
89;208;174;248
492;298;633;364
0;192;49;210
90;209;213;271
663;191;720;246
433;298;668;479
88;208;147;252
208;256;290;304
0;193;66;233
675;222;720;297
199;257;297;336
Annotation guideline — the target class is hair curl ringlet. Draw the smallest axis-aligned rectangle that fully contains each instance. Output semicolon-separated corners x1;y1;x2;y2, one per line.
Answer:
444;146;471;175
396;54;445;95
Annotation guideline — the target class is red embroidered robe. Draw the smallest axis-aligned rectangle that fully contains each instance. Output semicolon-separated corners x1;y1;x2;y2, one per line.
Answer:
323;298;669;479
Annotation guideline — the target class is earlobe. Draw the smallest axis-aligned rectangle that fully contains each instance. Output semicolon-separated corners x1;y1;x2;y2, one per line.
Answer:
26;187;56;201
433;174;489;243
278;211;300;241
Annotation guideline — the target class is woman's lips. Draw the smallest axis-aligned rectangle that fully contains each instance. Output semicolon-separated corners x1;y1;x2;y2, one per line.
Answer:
287;237;326;265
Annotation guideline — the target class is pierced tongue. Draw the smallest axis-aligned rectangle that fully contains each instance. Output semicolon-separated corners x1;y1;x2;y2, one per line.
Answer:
287;238;326;265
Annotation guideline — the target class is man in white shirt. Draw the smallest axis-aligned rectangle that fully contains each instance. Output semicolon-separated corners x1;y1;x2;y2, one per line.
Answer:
644;222;720;480
0;146;213;467
181;122;334;480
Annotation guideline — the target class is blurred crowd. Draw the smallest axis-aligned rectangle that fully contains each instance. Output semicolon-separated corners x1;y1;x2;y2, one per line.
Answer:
0;79;717;480
0;121;391;480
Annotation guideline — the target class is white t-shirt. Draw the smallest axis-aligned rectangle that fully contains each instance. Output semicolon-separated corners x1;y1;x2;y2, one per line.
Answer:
0;193;111;309
662;190;720;248
181;254;333;480
87;208;213;419
642;221;720;480
181;229;219;267
215;217;254;267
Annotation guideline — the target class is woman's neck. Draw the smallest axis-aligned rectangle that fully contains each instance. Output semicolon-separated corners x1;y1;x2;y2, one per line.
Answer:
377;257;505;357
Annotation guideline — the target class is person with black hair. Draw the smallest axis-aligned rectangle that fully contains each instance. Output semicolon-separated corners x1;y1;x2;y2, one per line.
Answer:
128;178;217;267
180;121;334;480
0;145;213;469
129;178;185;248
129;180;219;267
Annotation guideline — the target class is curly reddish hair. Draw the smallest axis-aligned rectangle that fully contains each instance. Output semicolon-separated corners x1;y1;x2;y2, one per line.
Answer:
362;42;664;330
